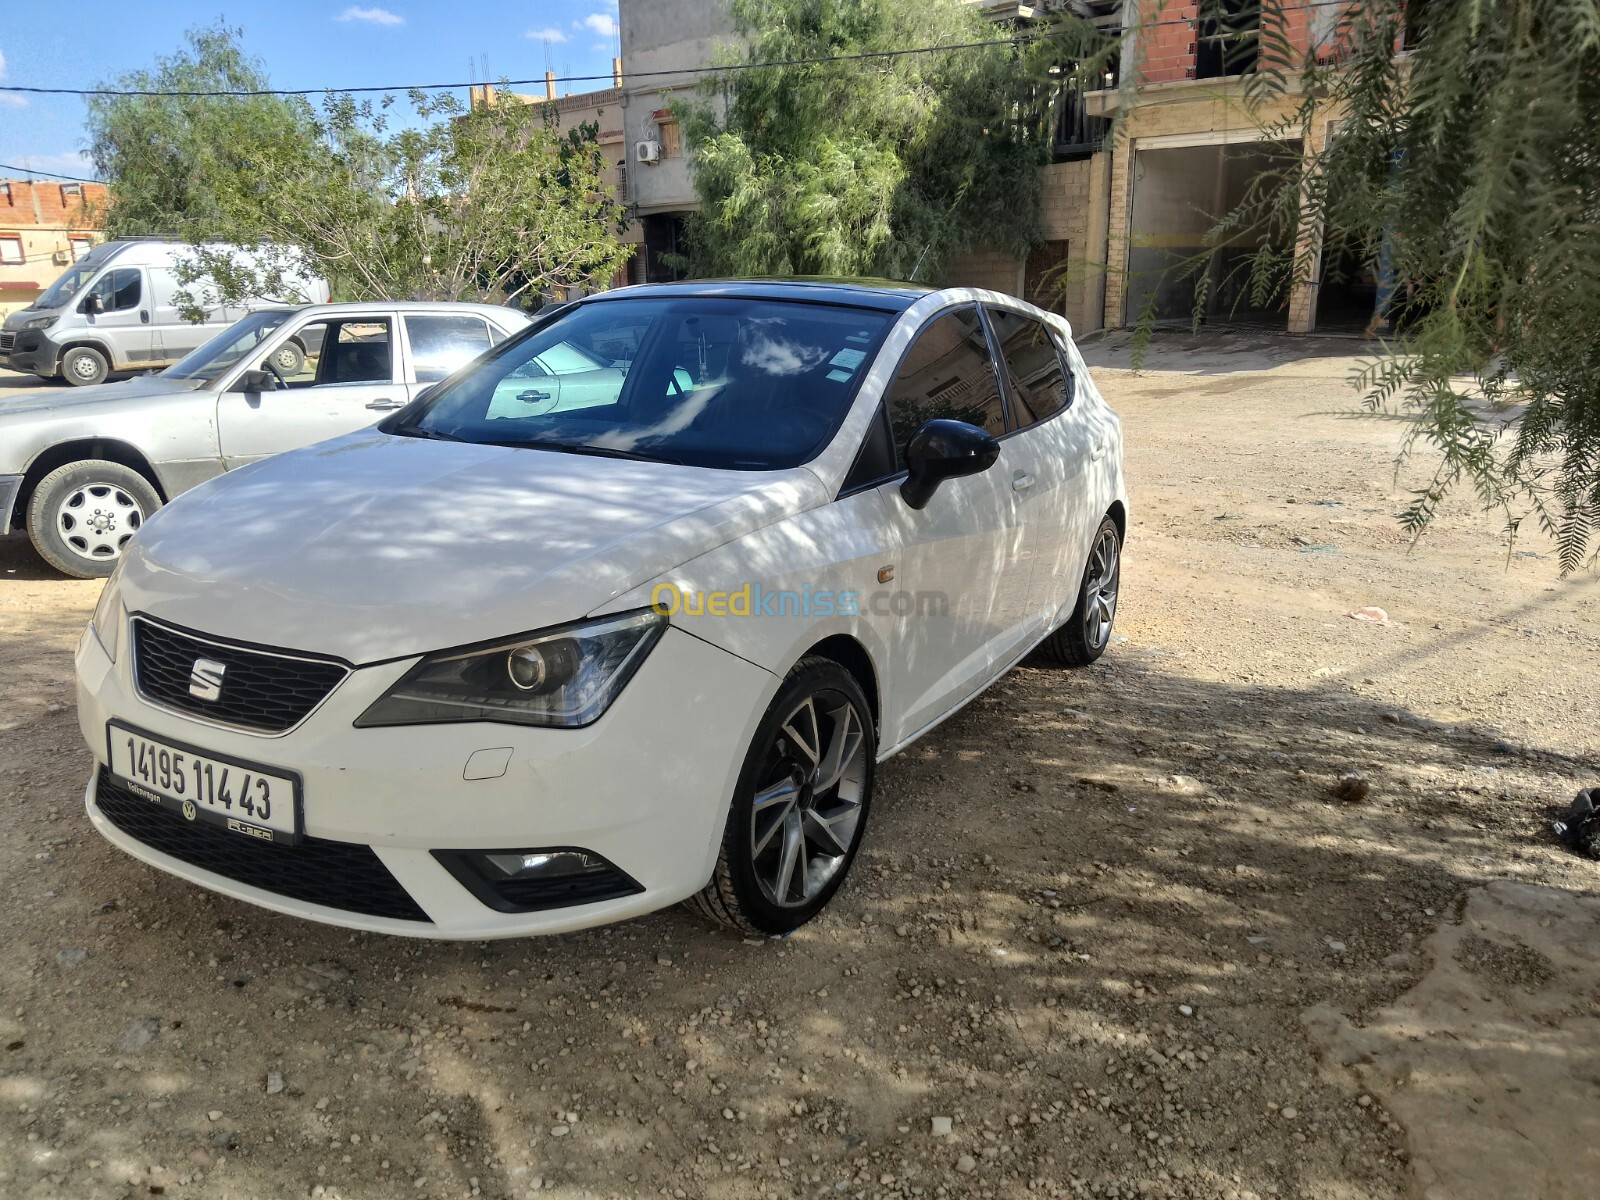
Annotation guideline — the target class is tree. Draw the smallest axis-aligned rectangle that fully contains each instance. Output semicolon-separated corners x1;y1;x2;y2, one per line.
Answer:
1122;1;1600;571
88;24;631;309
84;22;318;241
678;0;1053;281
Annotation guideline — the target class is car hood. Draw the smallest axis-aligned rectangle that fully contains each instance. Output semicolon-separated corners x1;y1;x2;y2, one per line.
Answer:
120;430;827;663
0;373;195;414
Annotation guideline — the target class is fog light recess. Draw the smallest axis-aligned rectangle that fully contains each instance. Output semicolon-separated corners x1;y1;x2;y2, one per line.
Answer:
434;847;644;913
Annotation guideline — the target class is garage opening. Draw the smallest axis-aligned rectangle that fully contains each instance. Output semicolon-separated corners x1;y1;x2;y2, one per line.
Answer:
1125;137;1302;329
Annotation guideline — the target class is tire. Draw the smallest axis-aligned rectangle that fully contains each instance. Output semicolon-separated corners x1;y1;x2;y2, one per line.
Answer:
1038;515;1122;667
26;459;161;579
689;656;876;936
271;339;306;376
61;345;109;387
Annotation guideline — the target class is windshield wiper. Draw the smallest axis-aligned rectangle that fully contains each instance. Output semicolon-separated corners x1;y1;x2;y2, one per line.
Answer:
390;423;465;442
497;440;681;465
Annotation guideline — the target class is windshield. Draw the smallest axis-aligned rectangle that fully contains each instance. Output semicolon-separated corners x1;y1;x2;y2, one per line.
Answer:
35;262;98;309
390;297;893;470
162;310;297;384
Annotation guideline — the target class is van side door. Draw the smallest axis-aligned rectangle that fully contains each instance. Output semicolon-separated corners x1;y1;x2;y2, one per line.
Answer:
147;267;216;367
80;267;153;370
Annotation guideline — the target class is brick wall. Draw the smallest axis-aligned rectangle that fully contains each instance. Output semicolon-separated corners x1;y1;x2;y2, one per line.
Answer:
0;179;107;228
0;179;109;316
1132;1;1342;86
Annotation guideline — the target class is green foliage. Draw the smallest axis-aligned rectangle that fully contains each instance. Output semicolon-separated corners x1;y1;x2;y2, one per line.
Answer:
89;23;631;308
84;23;318;241
678;0;1055;280
1183;1;1600;571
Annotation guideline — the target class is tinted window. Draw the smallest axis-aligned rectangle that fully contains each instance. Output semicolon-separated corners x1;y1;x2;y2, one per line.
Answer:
883;307;1006;466
406;314;493;383
986;307;1073;427
318;321;393;385
92;268;142;313
399;297;892;471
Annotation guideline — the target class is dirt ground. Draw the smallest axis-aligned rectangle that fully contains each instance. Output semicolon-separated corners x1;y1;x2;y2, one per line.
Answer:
2;334;1598;1200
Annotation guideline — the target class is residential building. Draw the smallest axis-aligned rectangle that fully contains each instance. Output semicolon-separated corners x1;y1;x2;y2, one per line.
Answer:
0;178;108;317
617;0;736;282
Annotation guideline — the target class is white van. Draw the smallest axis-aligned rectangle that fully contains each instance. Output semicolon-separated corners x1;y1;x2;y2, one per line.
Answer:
0;239;330;386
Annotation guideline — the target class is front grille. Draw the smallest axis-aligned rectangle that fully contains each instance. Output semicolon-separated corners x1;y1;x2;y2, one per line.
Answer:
95;770;430;922
132;617;349;734
0;332;14;355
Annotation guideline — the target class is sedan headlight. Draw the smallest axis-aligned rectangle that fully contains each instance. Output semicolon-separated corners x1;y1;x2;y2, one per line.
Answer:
24;315;59;331
89;567;125;662
355;610;667;729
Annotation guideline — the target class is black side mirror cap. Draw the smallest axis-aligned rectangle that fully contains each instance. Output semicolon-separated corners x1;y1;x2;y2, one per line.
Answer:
238;368;278;393
900;418;1001;510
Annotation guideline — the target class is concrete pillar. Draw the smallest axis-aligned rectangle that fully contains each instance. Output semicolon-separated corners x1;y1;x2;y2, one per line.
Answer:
1286;118;1327;333
1102;130;1134;328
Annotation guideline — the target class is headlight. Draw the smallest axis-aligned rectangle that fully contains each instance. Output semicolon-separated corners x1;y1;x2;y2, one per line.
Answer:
89;567;125;662
24;315;59;331
355;609;667;729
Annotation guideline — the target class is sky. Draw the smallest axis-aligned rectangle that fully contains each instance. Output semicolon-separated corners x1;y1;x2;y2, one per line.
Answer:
0;1;622;181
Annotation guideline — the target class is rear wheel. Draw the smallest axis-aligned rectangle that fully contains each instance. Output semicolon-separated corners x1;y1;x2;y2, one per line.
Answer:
26;459;161;579
61;346;109;387
689;657;875;936
1038;516;1121;667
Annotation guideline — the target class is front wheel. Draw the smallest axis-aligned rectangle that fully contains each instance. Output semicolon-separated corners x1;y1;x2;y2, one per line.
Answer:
26;459;161;578
61;346;109;387
689;657;876;936
1038;516;1122;667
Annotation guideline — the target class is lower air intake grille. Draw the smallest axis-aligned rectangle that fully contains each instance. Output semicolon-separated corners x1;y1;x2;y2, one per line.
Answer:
0;332;15;355
95;770;429;922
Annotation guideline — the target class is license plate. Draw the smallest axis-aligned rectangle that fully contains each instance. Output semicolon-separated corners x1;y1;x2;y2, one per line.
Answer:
106;721;302;844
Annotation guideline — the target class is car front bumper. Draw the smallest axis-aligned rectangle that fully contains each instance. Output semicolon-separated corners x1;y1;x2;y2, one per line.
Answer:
75;619;777;938
0;330;60;377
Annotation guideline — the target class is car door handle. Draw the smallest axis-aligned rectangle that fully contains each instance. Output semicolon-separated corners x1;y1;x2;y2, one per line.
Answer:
518;389;552;403
1012;471;1036;492
139;310;150;324
365;398;405;411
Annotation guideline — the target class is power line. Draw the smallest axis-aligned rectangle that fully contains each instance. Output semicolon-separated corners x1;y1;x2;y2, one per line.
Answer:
0;1;1353;102
0;161;104;184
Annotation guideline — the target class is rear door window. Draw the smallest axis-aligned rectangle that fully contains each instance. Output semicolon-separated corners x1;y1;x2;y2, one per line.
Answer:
405;314;494;383
985;306;1074;428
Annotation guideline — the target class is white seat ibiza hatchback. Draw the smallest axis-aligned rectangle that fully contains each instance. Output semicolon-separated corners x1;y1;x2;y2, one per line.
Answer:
75;281;1126;939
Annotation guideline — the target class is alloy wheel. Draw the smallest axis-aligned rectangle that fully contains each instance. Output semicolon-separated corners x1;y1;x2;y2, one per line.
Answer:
1082;525;1121;651
749;690;869;908
57;483;144;562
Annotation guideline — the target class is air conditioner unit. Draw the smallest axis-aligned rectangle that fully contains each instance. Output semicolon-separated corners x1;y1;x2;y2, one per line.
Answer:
635;139;662;165
52;249;71;265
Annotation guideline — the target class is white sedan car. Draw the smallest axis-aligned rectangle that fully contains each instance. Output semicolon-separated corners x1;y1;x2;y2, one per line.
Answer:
75;281;1126;939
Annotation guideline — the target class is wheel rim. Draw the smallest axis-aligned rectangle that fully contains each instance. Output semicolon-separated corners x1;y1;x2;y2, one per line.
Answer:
70;354;101;381
1082;526;1121;650
57;483;144;562
274;346;298;371
749;690;869;909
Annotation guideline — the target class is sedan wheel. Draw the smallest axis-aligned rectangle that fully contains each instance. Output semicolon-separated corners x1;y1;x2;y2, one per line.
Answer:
1038;515;1122;667
691;657;875;935
25;459;162;579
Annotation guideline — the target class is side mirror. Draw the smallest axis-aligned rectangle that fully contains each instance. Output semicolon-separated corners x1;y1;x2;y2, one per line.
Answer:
82;293;103;316
238;368;278;393
900;419;1001;511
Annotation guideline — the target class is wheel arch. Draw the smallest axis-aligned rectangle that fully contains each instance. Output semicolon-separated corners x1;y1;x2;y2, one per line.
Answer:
14;439;169;531
798;633;880;737
1106;499;1126;542
55;338;117;372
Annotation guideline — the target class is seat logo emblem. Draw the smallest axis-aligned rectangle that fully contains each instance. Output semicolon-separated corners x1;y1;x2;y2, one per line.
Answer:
181;800;197;821
189;658;226;701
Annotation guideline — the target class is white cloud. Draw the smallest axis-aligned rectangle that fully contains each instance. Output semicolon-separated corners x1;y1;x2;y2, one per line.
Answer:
0;45;24;106
17;152;98;179
580;13;618;37
525;27;568;43
337;6;405;25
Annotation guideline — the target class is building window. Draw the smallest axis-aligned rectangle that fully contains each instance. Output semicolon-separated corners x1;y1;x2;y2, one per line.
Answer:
0;236;23;265
658;119;682;159
69;236;94;261
60;183;84;204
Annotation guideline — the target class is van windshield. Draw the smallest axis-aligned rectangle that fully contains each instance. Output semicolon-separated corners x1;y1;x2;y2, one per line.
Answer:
162;310;297;384
35;262;98;309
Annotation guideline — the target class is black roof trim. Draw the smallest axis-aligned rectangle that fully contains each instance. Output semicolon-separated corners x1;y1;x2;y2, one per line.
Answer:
583;277;933;313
